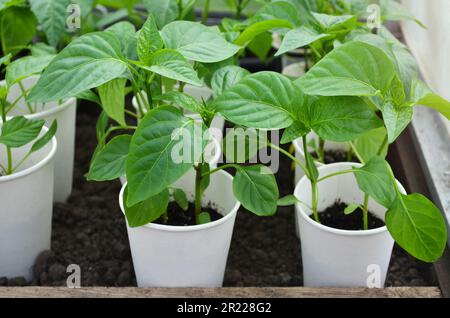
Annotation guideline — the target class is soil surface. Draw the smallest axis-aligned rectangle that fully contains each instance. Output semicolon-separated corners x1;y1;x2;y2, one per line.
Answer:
314;201;385;231
155;202;223;226
0;107;436;287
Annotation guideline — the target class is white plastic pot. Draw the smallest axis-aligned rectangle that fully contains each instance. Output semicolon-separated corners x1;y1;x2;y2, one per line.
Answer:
132;85;225;144
0;126;57;280
282;61;306;78
3;76;77;202
119;169;240;287
294;162;406;287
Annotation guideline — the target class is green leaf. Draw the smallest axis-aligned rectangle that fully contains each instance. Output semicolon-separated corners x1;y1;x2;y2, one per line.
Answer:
280;121;309;144
87;134;131;181
344;203;360;215
247;32;273;61
354;156;397;207
386;193;447;262
98;78;127;126
305;147;318;181
162;21;241;63
28;32;128;103
200;163;210;193
0;0;25;12
139;49;202;87
126;106;206;206
312;13;357;33
30;43;57;56
173;188;188;211
196;212;211;225
296;41;396;97
76;90;101;105
411;79;450;120
123;186;169;228
309;96;382;142
233;165;279;216
275;26;330;56
353;127;388;163
29;0;70;47
210;65;250;97
234;19;293;47
30;119;57;153
380;0;425;28
277;195;299;206
0;53;11;66
213;71;300;129
0;6;37;55
137;16;163;64
142;0;178;29
0;117;44;148
154;91;202;113
96;111;109;142
6;55;55;86
382;102;412;143
251;1;301;26
106;21;137;60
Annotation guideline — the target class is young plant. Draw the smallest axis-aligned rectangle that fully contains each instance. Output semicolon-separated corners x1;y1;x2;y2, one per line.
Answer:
213;41;450;263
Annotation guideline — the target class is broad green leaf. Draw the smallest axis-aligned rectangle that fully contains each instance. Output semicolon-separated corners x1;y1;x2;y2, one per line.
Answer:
87;135;131;181
354;156;397;207
251;1;301;26
29;0;70;47
106;21;137;60
162;21;241;63
234;19;293;47
75;0;95;18
30;43;57;56
28;32;128;103
386;193;447;262
123;186;169;228
0;117;44;148
312;13;357;33
211;65;250;97
173;188;188;211
139;49;202;87
214;71;300;129
380;0;425;28
6;55;55;86
197;212;211;225
137;16;163;64
233;165;279;216
0;0;25;12
247;32;273;61
142;0;178;29
353;127;388;163
30;119;57;153
0;6;37;55
309;96;382;142
382;102;412;143
344;203;360;215
275;26;330;56
411;79;450;120
96;111;109;142
277;195;299;206
126;106;206;206
98;78;127;126
280;121;309;144
76;90;101;105
296;41;396;97
154;91;202;113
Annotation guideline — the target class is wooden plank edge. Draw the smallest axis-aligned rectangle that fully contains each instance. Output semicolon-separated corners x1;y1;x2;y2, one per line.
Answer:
0;287;442;298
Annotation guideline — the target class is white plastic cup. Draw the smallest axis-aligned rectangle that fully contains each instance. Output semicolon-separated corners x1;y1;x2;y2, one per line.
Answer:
0;126;57;280
294;162;406;287
119;169;240;287
4;76;77;202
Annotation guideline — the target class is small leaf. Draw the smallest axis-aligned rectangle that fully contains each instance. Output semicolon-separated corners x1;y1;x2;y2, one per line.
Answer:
278;195;299;206
76;90;101;105
196;212;211;225
411;79;450;120
211;65;250;97
96;111;109;142
154;90;202;114
354;156;397;208
353;127;388;162
0;117;44;148
344;203;360;215
233;165;279;216
6;54;55;86
137;15;163;64
87;135;131;181
275;26;330;56
382;102;412;143
123;186;169;228
142;0;178;29
173;188;189;211
30;42;57;57
98;78;127;126
30;119;57;153
305;148;318;182
280;121;309;144
386;193;447;262
234;19;293;47
0;6;37;55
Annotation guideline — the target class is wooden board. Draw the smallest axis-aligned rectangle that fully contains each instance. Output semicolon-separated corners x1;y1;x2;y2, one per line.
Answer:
0;287;442;298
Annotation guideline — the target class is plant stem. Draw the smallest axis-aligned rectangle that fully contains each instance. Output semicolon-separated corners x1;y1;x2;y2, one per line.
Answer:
201;163;238;178
236;0;242;19
377;135;388;156
18;81;34;114
269;142;307;175
1;97;13;175
194;162;203;220
317;169;360;183
303;135;319;222
201;0;210;24
317;137;325;163
362;193;369;230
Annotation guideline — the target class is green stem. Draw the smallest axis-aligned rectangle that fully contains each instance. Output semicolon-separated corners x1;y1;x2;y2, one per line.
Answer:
194;163;203;220
125;109;139;119
269;142;307;175
317;169;360;183
236;0;242;19
377;135;388;156
303;135;319;222
201;164;238;178
201;0;210;24
318;137;325;163
18;81;34;114
362;193;369;230
1;98;13;175
348;142;365;163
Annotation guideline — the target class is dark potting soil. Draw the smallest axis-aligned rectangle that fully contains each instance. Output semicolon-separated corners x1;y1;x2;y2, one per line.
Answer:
313;201;385;231
311;150;358;164
0;106;436;287
154;202;222;226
